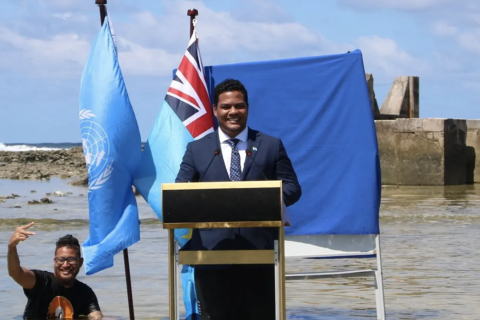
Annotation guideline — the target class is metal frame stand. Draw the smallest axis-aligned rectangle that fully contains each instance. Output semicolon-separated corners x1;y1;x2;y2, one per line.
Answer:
285;234;386;320
169;229;286;320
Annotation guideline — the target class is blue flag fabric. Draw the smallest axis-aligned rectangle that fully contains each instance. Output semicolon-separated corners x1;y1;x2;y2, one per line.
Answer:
133;100;194;227
79;17;142;275
134;86;200;320
134;31;215;244
133;31;214;319
204;49;380;235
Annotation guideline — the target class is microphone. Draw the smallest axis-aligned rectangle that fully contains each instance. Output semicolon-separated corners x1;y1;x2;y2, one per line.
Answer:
199;149;221;182
246;149;268;181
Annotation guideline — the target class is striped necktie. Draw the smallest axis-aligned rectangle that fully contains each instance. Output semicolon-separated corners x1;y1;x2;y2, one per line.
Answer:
227;139;241;181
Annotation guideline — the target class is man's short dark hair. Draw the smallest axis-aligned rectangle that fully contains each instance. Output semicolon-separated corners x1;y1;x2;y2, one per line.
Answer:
213;79;249;107
55;234;81;258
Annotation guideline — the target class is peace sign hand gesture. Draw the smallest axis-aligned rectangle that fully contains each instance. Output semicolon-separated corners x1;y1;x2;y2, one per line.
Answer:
9;222;35;248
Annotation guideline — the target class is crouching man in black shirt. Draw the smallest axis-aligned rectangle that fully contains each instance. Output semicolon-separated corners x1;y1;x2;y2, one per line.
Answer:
8;222;103;319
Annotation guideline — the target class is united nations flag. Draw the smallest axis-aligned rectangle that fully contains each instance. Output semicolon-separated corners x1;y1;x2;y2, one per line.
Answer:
79;15;141;275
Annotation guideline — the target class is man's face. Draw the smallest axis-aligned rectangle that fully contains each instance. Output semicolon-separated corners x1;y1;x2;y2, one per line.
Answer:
53;246;83;287
214;90;248;138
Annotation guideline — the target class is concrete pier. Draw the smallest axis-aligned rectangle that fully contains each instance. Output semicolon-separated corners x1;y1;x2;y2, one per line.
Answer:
375;119;479;185
370;75;478;185
380;76;419;119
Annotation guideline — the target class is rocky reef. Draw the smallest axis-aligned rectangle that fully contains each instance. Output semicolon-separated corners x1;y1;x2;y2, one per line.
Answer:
0;147;88;185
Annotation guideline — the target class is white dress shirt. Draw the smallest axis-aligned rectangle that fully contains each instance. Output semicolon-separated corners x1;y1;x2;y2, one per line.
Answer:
218;127;248;179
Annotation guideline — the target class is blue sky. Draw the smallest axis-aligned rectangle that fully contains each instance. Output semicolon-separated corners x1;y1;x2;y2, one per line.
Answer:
1;0;479;143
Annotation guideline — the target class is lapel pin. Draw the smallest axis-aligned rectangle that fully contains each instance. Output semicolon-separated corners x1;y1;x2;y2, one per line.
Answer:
253;147;257;151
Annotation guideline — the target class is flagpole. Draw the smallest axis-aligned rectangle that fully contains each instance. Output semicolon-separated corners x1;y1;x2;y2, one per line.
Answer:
123;248;135;320
187;9;198;37
93;2;136;320
95;0;107;26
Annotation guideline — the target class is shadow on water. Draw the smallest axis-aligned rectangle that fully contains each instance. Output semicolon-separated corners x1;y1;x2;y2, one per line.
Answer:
287;307;445;319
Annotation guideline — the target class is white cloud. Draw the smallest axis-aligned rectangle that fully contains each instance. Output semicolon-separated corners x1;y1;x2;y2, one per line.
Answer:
0;0;348;80
355;35;430;79
457;29;480;54
39;0;90;12
115;37;181;76
234;0;295;23
340;0;480;91
431;21;458;37
98;0;347;70
5;0;475;90
53;12;73;20
338;0;452;11
0;26;90;78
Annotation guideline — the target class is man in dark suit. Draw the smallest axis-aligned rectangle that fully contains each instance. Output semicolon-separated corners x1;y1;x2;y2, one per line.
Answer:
176;78;301;320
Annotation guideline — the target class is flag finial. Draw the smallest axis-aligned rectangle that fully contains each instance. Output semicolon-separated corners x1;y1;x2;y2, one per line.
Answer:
95;0;107;26
187;9;198;37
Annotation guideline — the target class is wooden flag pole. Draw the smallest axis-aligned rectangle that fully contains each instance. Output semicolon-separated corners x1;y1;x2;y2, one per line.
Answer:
93;2;135;320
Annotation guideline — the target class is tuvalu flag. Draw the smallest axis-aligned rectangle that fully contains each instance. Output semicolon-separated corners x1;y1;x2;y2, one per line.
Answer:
79;15;142;275
133;28;214;318
133;29;214;235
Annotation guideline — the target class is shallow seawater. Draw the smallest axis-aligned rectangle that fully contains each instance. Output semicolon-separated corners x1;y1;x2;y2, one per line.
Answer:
1;179;479;319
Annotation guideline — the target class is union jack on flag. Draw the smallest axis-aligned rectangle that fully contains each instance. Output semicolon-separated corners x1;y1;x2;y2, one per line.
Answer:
133;29;215;222
165;32;215;139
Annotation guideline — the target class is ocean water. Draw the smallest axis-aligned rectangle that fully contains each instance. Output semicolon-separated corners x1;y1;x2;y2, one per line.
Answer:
0;142;147;152
0;142;81;152
1;178;479;319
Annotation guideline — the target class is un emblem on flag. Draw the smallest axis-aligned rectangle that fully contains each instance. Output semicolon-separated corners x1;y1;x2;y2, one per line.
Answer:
79;109;113;190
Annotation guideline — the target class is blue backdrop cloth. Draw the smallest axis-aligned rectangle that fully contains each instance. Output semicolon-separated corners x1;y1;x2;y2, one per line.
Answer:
204;49;381;235
79;17;142;275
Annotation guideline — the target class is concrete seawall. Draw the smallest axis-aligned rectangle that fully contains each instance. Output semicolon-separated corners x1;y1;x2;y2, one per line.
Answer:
369;74;478;185
376;118;479;185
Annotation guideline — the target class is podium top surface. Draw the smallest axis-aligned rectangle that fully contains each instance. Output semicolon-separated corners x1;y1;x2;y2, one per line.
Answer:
162;180;282;190
162;180;283;227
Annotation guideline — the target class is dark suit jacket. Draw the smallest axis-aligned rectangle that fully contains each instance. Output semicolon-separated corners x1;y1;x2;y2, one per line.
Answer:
175;128;301;251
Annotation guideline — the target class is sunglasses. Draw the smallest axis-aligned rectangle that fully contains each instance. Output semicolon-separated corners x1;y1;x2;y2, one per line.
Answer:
54;257;78;265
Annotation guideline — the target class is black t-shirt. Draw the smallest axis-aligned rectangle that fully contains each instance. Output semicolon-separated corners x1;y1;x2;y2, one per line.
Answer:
23;270;101;319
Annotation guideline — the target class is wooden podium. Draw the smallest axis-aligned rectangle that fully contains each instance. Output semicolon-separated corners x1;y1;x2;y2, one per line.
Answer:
162;180;286;320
